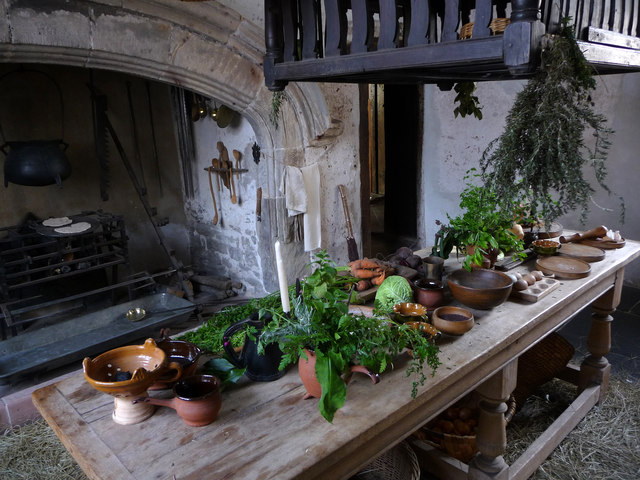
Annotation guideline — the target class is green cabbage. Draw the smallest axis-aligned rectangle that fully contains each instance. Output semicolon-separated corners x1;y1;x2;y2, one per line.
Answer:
374;275;413;313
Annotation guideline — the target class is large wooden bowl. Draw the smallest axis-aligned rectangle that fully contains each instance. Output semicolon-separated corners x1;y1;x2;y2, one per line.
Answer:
447;269;513;310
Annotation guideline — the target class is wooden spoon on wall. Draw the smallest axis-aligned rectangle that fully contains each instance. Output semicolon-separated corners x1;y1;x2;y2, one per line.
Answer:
207;165;218;225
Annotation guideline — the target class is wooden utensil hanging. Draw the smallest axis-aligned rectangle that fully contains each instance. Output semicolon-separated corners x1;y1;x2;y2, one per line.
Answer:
207;165;218;225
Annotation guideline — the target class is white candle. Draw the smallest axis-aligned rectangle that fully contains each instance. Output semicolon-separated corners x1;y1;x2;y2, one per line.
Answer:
274;240;290;313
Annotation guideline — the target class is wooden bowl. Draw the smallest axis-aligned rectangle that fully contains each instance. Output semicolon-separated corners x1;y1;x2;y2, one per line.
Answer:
432;306;474;335
447;269;513;310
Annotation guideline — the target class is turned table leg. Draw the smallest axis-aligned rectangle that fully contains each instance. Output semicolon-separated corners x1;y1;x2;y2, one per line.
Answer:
579;268;624;402
468;359;518;480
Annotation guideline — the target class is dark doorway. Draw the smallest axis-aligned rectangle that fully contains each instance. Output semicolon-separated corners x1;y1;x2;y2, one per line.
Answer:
362;84;421;258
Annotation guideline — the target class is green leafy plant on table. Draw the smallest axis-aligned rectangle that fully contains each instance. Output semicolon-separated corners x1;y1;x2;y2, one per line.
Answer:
480;19;624;226
259;250;440;422
437;169;525;271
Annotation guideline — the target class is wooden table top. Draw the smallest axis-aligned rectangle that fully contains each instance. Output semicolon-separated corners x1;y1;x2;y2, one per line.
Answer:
33;238;640;480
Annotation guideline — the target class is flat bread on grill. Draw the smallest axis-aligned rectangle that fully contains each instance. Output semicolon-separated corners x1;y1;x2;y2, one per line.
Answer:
42;216;72;227
54;221;91;234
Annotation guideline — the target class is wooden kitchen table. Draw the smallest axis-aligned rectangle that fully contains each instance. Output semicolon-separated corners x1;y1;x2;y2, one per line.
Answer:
33;237;640;480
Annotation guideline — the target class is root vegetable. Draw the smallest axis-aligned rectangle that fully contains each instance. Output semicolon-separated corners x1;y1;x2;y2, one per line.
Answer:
352;268;380;279
372;272;386;286
406;254;422;269
349;258;382;270
395;246;414;259
356;279;372;291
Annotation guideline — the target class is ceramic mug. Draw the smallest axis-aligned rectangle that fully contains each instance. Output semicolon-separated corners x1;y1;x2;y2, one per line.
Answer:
134;375;222;427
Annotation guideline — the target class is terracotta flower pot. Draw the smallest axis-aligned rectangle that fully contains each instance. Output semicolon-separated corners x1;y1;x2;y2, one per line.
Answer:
297;349;380;400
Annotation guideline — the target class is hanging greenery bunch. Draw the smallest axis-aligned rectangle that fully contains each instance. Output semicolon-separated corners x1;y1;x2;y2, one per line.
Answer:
479;20;624;225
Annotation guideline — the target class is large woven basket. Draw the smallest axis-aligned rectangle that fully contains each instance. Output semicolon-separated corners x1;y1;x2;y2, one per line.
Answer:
415;393;517;463
351;440;420;480
460;18;510;39
512;332;575;407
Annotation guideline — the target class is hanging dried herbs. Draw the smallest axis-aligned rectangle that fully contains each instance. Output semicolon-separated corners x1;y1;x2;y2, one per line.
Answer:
480;20;624;225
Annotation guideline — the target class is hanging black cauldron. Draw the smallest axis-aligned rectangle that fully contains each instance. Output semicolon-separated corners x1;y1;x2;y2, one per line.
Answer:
1;140;71;187
0;68;71;188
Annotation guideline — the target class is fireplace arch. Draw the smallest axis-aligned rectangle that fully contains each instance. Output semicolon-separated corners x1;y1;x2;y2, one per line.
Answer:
0;0;338;294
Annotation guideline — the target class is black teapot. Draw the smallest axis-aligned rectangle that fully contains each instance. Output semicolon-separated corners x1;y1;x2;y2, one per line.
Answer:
222;311;286;382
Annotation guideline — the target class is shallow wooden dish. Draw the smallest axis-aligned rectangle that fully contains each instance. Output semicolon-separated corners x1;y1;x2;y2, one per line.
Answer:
536;256;591;279
557;243;605;262
432;306;474;335
447;269;513;310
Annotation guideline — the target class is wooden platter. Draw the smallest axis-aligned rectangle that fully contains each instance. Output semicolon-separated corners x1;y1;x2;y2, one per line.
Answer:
536;256;591;279
510;276;560;302
557;243;605;262
579;237;626;249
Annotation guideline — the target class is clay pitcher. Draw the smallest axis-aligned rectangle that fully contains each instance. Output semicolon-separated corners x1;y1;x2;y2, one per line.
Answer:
222;311;286;382
134;375;222;427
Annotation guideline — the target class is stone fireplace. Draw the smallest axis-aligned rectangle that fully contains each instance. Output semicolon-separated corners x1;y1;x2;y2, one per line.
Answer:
0;0;360;306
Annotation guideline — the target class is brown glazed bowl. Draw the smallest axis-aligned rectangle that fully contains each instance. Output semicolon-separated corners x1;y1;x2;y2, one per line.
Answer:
432;306;474;335
150;338;203;390
83;338;176;397
392;302;428;323
447;269;513;310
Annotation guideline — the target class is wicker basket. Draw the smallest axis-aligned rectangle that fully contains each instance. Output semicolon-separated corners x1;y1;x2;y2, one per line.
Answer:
351;440;420;480
415;393;517;463
512;332;575;407
460;18;510;39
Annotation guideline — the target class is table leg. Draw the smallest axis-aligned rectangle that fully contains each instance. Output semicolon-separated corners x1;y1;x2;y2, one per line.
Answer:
579;268;624;402
468;359;517;480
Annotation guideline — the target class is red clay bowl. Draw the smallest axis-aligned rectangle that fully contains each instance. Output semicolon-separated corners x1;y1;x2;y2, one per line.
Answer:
447;269;513;310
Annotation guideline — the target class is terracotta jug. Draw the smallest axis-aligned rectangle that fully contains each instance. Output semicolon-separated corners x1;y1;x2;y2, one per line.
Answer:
134;375;221;427
298;349;380;400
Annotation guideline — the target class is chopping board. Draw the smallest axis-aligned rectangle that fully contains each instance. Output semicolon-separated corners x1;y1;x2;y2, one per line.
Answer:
579;237;626;249
557;243;605;262
510;276;560;302
536;256;591;279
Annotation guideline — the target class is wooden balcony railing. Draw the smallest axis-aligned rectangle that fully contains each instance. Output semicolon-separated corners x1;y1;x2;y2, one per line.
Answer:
264;0;640;91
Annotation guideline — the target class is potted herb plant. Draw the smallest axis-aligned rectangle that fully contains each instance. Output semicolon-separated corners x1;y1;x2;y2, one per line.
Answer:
440;169;525;271
258;251;440;422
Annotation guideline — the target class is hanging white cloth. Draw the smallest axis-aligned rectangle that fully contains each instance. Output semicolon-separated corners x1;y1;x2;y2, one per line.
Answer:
280;165;307;216
301;164;321;251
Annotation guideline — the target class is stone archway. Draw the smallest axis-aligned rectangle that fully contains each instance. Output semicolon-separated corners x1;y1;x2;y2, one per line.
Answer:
0;0;337;293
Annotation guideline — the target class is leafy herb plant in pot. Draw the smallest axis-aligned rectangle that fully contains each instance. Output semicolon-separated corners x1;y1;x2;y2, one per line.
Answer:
259;251;440;422
444;169;525;271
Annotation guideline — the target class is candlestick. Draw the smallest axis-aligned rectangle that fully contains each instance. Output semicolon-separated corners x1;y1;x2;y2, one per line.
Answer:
274;241;290;313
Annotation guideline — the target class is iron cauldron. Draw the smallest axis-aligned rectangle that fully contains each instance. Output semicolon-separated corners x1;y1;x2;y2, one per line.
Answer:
1;140;71;187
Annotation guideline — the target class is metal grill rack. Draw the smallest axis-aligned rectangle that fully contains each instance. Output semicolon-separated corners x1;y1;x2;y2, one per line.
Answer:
0;210;138;338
